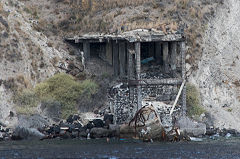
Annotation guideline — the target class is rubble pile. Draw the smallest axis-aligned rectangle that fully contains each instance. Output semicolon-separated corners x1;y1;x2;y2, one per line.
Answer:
141;65;181;79
141;66;171;79
40;114;116;140
0;123;12;141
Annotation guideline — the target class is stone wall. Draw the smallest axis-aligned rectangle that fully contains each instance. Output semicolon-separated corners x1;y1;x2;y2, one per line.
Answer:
109;83;182;124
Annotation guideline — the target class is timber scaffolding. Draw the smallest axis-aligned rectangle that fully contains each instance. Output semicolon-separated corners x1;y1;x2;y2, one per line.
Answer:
66;29;186;124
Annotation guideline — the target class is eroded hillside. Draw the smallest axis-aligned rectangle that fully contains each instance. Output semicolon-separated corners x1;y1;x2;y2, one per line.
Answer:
1;0;239;131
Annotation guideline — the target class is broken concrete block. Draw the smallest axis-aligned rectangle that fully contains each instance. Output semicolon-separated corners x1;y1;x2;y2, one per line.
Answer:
176;116;206;137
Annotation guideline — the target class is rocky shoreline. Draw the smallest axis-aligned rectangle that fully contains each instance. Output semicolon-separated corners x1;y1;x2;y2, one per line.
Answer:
1;113;240;142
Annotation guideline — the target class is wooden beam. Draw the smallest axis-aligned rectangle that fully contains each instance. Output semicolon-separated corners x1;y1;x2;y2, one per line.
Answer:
170;79;186;115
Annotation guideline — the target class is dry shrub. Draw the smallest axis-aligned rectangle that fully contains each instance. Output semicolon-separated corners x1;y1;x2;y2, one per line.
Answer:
0;3;3;13
233;80;240;87
175;0;190;9
186;83;205;117
16;75;31;89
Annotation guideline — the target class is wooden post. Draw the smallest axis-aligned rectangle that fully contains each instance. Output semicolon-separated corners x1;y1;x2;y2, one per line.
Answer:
113;41;119;76
119;42;126;78
83;41;90;60
170;79;186;115
180;41;186;116
135;42;142;111
163;42;169;73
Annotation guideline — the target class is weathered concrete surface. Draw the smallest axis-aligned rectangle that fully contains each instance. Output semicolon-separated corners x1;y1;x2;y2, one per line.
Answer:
176;116;206;137
190;0;240;131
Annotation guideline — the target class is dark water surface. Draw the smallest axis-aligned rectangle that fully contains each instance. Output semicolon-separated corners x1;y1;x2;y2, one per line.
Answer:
0;138;240;159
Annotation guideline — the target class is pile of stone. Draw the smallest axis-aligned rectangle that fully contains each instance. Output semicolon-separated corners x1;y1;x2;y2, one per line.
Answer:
108;83;137;124
40;114;118;140
141;65;173;79
206;127;240;139
0;123;12;141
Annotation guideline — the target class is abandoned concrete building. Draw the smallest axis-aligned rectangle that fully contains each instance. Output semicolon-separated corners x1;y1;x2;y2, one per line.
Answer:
66;29;186;124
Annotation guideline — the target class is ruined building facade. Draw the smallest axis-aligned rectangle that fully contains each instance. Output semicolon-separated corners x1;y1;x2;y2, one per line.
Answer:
66;29;186;124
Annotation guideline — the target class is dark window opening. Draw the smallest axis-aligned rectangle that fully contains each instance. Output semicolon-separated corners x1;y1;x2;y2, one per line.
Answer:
90;43;106;60
140;42;163;65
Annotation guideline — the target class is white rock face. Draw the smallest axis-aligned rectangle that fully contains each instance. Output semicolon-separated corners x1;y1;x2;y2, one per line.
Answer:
190;0;240;130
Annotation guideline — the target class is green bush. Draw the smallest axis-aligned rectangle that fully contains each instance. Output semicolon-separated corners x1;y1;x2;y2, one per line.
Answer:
14;73;98;118
186;83;205;117
35;73;98;118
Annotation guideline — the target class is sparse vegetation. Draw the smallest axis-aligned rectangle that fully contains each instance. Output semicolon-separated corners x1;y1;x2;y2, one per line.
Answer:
186;83;205;117
14;89;39;115
14;73;98;118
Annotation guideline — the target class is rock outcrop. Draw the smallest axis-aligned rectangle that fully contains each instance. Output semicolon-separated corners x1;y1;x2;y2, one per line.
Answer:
190;0;240;131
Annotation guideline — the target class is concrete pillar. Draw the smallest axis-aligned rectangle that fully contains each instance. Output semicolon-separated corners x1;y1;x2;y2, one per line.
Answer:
119;42;126;78
106;41;113;65
170;42;177;74
155;42;162;64
127;42;135;102
83;41;90;60
163;42;169;72
180;41;186;116
99;43;106;60
135;42;142;111
127;42;134;80
148;42;155;57
113;41;119;76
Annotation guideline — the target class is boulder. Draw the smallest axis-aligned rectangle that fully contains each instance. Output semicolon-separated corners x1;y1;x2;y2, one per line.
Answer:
90;128;112;138
109;124;120;137
12;127;45;140
40;100;61;122
176;116;206;137
104;114;114;126
92;119;104;128
17;114;49;130
66;115;74;123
